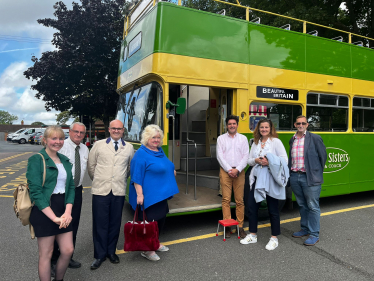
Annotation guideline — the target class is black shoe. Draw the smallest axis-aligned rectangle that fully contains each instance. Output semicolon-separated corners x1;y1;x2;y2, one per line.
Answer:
107;254;120;264
90;258;106;270
68;259;81;268
51;263;56;277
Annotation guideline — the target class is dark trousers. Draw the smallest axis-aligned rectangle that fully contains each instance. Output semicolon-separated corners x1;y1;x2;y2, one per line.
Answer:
92;191;125;259
247;181;281;236
51;185;83;264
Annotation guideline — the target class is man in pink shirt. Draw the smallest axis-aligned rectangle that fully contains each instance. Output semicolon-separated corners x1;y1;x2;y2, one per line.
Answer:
217;115;249;239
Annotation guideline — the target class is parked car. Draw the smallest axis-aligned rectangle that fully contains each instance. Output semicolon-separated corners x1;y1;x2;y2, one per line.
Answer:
7;129;26;141
35;134;44;145
28;132;43;144
12;128;45;144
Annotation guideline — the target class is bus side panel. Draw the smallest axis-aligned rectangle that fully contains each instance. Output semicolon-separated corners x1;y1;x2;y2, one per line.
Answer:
248;24;306;73
306;36;351;79
351;46;374;82
119;7;157;76
155;3;249;64
349;134;374;193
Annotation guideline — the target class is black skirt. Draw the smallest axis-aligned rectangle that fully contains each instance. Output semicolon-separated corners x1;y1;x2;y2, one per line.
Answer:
30;194;73;237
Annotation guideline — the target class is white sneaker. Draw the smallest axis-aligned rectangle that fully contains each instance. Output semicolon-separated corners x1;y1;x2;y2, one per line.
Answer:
240;234;257;245
265;238;278;250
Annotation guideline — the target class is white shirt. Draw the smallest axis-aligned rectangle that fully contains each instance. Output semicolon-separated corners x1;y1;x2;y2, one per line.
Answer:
111;138;122;149
216;132;249;173
59;137;89;187
53;163;67;194
248;138;288;166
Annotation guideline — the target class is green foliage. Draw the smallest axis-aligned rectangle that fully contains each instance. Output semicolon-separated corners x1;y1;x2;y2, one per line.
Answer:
56;110;79;125
24;0;132;134
0;110;18;125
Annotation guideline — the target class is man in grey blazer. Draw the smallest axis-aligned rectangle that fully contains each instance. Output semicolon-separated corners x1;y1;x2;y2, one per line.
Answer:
88;119;134;269
288;115;327;246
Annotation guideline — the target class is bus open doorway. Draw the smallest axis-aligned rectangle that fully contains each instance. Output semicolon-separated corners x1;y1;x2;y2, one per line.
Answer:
167;85;234;215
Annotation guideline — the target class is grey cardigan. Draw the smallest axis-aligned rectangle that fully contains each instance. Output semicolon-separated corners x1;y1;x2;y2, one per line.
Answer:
250;153;289;203
288;131;327;186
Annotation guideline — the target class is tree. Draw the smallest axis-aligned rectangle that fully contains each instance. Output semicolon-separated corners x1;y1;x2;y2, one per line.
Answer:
0;110;18;124
31;121;45;126
56;110;79;125
24;0;131;136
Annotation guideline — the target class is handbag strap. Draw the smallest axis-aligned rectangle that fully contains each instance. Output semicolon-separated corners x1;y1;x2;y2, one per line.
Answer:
37;153;46;187
130;204;149;234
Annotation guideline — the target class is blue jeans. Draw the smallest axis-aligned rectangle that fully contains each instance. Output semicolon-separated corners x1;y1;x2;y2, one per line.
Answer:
290;173;321;238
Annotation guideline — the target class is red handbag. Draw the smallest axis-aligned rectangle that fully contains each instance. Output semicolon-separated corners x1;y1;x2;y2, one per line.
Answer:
124;205;160;252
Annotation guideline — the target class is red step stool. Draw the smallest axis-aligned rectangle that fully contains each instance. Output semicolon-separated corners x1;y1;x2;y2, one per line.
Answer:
216;219;240;241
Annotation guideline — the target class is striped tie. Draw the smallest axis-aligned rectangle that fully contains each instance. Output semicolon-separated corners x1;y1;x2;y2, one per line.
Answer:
74;146;81;187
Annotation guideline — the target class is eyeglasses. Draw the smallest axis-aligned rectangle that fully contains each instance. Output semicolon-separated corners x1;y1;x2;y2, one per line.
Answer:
110;127;124;131
71;130;85;135
296;122;307;125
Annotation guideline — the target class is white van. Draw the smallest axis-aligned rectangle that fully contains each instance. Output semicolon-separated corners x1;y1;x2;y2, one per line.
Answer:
12;128;46;144
7;128;26;142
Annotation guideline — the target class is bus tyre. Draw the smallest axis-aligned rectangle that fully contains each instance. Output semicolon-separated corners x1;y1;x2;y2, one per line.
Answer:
19;139;26;144
244;167;286;220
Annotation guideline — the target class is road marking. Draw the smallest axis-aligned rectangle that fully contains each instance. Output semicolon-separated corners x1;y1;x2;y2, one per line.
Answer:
115;203;374;255
0;152;32;163
0;195;13;198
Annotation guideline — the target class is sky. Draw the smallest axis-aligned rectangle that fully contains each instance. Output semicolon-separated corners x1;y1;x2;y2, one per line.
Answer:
0;0;74;125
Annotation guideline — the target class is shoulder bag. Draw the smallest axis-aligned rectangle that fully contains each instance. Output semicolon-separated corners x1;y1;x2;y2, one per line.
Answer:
13;153;46;239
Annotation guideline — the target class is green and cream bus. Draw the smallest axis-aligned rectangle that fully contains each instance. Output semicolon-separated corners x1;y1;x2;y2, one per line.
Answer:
116;0;374;215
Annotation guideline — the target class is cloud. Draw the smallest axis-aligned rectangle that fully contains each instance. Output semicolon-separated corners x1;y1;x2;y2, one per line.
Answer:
0;87;17;108
0;61;34;88
12;88;46;113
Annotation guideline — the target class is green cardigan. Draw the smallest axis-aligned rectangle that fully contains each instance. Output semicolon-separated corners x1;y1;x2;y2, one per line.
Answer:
26;148;75;211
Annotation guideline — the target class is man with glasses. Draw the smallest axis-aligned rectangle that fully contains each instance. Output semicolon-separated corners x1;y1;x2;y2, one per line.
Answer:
88;120;134;269
289;115;326;246
51;122;88;275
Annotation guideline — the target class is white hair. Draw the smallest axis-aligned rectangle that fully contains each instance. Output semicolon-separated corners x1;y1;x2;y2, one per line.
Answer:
70;122;86;131
141;125;164;147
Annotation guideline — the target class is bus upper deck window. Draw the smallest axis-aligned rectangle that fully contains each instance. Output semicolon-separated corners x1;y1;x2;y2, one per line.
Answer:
249;102;302;131
338;96;348;107
307;94;318;104
353;97;374;132
320;94;337;106
307;93;348;132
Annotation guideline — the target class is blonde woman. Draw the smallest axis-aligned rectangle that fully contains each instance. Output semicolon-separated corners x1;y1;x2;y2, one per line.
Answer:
129;125;179;261
27;126;75;281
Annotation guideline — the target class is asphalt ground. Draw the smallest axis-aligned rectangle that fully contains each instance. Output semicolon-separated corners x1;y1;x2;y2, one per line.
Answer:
1;141;374;281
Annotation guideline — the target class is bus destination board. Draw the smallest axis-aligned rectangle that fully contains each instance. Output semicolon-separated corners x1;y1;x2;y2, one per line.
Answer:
257;86;299;101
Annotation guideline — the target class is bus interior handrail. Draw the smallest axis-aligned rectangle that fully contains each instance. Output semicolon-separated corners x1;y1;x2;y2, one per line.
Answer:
124;0;374;46
186;138;197;200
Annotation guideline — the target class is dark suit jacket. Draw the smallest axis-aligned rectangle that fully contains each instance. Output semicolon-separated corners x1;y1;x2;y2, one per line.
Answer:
288;131;327;186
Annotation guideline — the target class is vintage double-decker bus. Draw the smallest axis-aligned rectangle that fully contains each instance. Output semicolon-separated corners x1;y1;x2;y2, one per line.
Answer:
116;0;374;215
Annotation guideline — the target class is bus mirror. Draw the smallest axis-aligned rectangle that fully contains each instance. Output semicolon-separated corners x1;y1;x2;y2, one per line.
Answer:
176;98;186;114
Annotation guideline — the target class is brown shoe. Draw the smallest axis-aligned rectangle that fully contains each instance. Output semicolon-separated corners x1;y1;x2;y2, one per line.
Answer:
239;227;247;239
225;227;231;239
